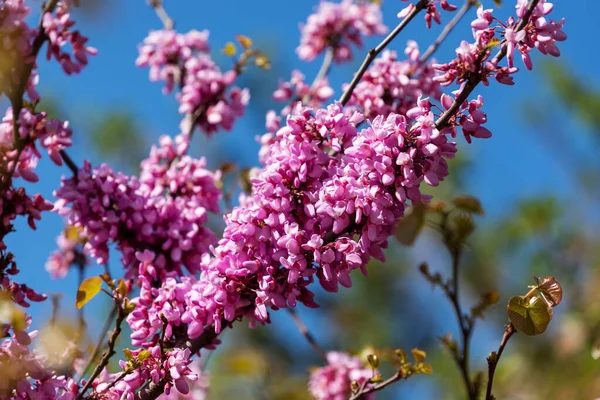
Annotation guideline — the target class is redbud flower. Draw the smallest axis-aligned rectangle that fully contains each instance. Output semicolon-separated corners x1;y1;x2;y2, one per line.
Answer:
297;0;387;63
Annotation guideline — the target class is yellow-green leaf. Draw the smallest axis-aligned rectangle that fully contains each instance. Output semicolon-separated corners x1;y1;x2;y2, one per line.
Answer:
123;348;134;361
236;34;253;49
453;195;484;215
411;348;427;363
137;350;152;361
222;42;237;57
75;276;102;309
255;55;271;70
367;354;379;369
507;295;552;336
416;363;433;374
394;203;426;246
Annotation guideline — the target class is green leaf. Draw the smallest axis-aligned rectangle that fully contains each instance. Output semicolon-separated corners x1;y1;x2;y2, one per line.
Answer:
507;295;552;336
394;203;426;246
453;195;485;215
75;276;103;309
367;354;379;369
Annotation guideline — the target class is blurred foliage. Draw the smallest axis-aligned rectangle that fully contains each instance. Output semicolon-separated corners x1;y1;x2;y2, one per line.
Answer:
87;110;147;171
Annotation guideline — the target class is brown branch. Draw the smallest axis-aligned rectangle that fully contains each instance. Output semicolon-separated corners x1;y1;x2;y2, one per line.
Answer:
339;0;428;105
287;308;327;360
435;0;542;130
485;324;515;400
349;369;407;400
76;301;127;400
148;0;174;30
417;0;476;68
77;304;118;381
134;325;221;400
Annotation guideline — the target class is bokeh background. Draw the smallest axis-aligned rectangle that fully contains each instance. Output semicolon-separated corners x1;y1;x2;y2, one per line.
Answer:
3;0;600;398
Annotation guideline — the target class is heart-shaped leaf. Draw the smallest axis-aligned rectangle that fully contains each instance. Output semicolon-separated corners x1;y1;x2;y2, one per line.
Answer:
75;276;103;309
394;203;426;246
507;295;552;336
453;195;485;215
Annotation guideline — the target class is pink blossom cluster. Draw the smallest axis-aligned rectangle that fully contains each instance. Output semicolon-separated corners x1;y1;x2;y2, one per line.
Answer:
399;0;457;28
434;1;566;87
1;252;46;307
42;2;97;75
297;0;388;63
346;44;441;120
92;347;198;399
308;351;374;400
45;227;87;279
0;107;73;181
54;144;221;282
137;99;466;343
136;29;249;135
273;70;334;116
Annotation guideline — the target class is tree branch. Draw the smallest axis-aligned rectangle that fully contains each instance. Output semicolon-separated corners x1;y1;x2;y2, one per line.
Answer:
287;308;327;360
339;0;428;105
485;324;515;400
349;369;407;400
417;0;476;68
134;325;221;400
76;301;127;400
435;0;542;130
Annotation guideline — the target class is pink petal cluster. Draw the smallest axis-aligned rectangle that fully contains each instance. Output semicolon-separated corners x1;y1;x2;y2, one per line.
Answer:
136;29;249;135
45;227;87;279
92;347;198;399
54;149;221;282
42;1;97;75
399;0;457;29
346;45;441;120
1;253;47;307
308;351;374;400
434;1;566;87
141;100;468;342
0;107;73;183
297;0;388;63
273;70;334;116
0;187;53;250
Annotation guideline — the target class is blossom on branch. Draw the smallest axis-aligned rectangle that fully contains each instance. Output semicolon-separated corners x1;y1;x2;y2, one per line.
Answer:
297;0;388;63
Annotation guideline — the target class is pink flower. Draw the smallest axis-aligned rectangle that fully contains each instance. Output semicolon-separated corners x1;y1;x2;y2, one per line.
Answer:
297;0;387;63
309;352;374;400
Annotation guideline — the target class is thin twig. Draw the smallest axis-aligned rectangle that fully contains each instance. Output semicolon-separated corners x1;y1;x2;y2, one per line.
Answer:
339;0;428;105
76;301;126;400
134;325;222;400
148;0;174;29
349;369;407;400
435;0;542;130
485;324;515;400
77;304;118;381
287;308;327;360
417;0;476;68
301;46;335;104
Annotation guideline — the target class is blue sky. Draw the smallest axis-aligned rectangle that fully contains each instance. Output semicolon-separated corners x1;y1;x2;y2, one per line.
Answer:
4;0;598;397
